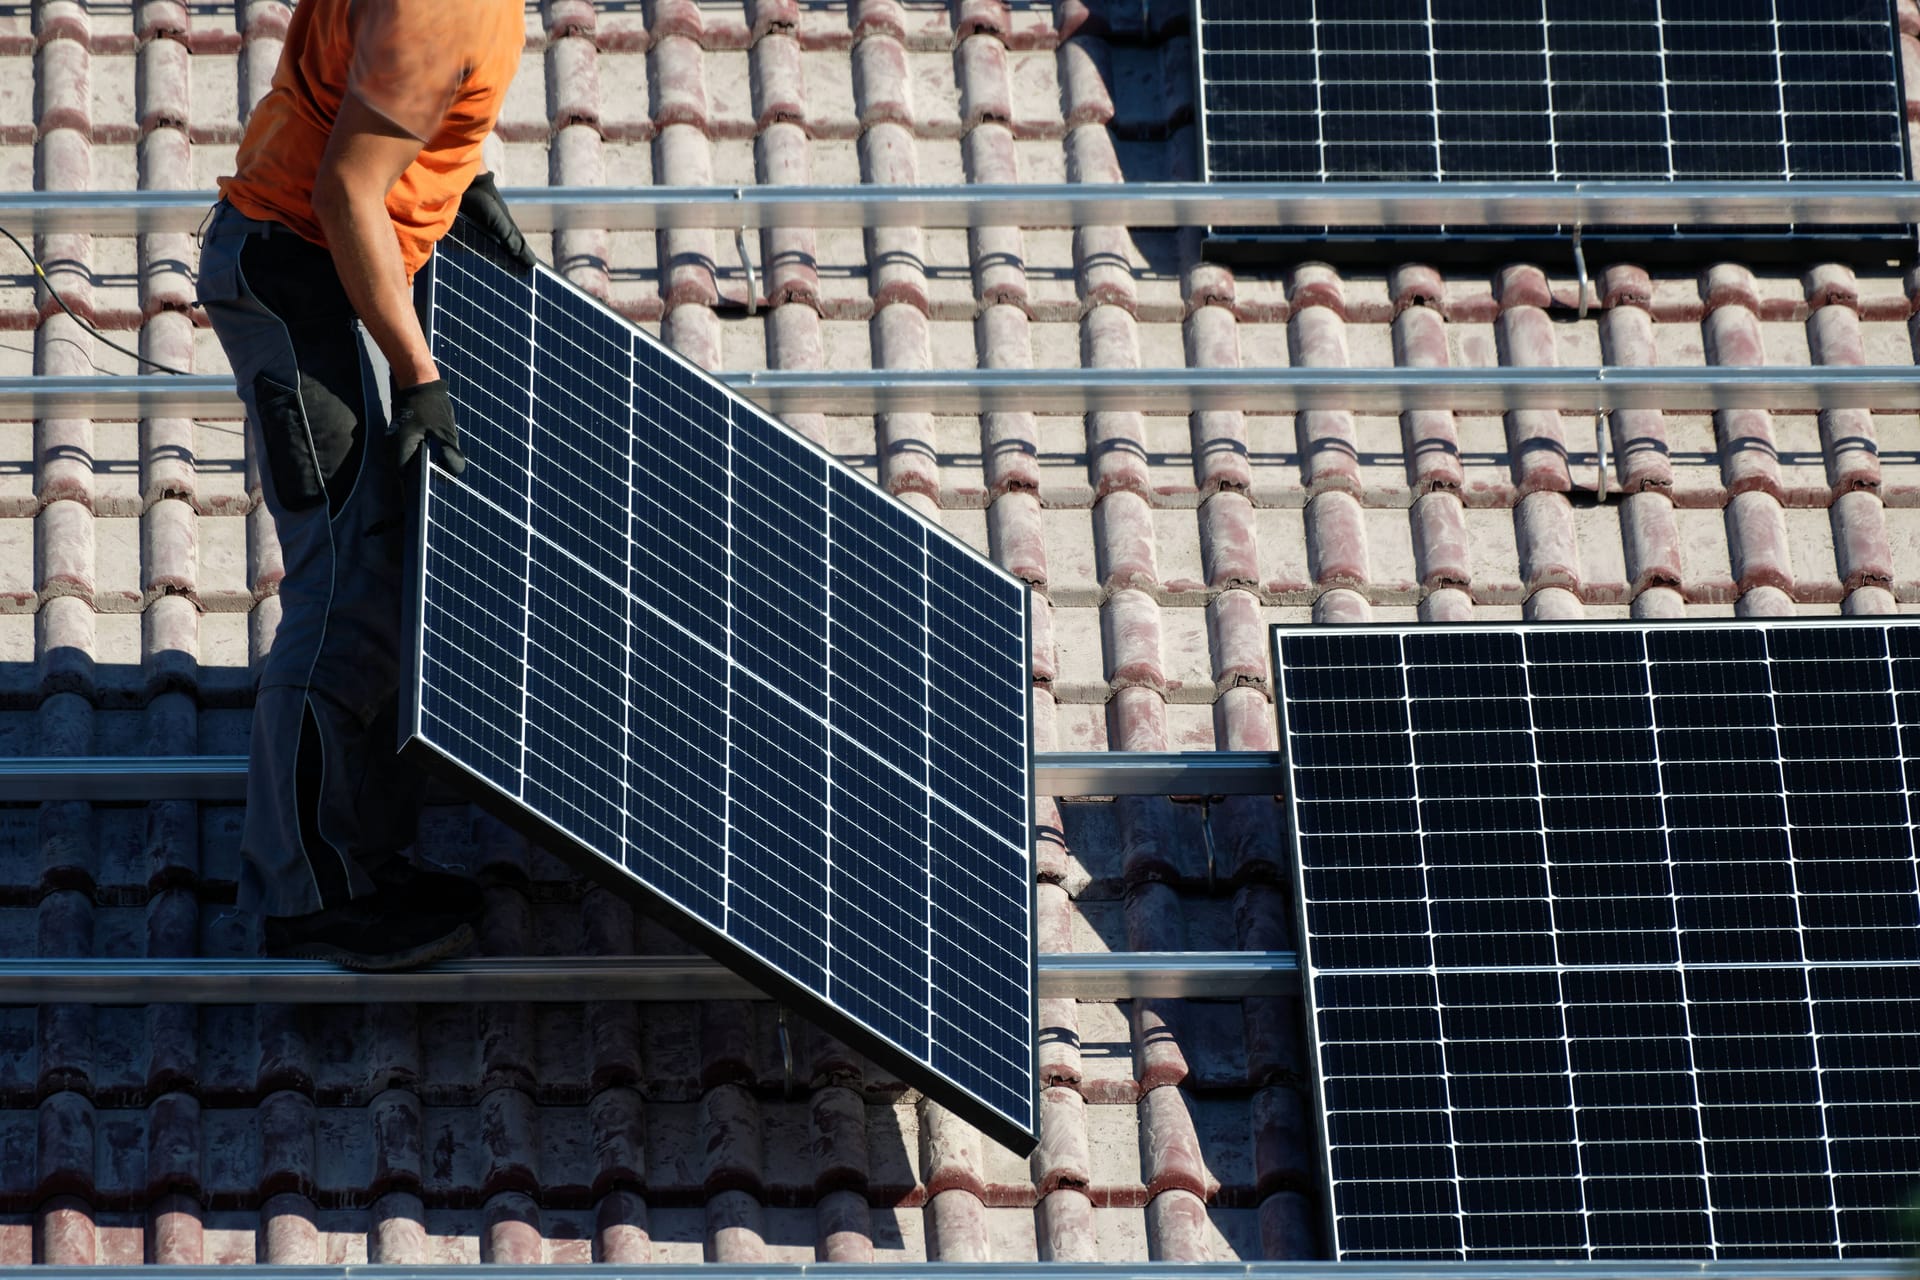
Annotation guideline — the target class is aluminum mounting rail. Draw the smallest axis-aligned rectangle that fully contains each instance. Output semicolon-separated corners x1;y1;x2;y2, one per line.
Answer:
0;952;1296;1004
0;755;251;802
9;366;1920;422
738;365;1920;416
2;1262;1910;1280
5;180;1920;232
0;753;1284;802
1037;752;1280;796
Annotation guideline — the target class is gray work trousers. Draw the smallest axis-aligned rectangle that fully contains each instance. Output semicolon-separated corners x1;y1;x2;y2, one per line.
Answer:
198;202;426;918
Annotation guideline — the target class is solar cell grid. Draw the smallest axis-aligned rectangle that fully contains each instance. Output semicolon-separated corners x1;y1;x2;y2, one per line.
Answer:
1197;0;1907;183
1193;0;1910;257
1275;619;1920;1261
403;225;1039;1153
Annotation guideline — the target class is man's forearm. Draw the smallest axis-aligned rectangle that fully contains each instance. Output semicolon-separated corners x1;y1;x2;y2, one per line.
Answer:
311;180;439;389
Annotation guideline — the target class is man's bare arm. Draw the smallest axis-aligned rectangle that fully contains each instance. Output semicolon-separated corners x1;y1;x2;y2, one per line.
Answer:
311;92;437;388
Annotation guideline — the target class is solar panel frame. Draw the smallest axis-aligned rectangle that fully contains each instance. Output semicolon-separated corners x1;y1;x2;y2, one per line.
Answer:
1272;617;1920;1262
399;227;1041;1155
1191;0;1914;262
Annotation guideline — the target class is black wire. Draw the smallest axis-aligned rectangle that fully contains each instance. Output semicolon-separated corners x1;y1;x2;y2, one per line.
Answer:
0;223;192;377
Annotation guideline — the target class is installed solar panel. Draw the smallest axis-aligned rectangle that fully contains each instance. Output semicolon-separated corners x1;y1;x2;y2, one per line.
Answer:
1273;620;1920;1261
1194;0;1910;258
1197;0;1907;182
403;224;1039;1153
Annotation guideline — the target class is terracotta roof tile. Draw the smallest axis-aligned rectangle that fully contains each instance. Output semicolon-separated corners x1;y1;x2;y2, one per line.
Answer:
5;0;1920;1261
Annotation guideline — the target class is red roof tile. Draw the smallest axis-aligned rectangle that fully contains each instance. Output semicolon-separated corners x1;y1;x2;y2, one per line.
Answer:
5;0;1920;1263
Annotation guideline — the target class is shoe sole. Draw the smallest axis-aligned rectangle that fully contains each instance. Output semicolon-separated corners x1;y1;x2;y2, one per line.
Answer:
269;922;476;972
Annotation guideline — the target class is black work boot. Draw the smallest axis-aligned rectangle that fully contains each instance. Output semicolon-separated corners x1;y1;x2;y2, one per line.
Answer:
363;853;486;924
264;887;474;972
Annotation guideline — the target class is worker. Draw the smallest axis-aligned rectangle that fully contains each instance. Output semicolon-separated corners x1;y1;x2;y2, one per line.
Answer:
196;0;536;970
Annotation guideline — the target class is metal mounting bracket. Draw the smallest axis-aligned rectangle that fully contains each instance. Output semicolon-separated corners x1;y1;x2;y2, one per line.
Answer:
1571;223;1590;320
778;1005;795;1095
1199;797;1219;892
734;214;758;316
1595;408;1612;500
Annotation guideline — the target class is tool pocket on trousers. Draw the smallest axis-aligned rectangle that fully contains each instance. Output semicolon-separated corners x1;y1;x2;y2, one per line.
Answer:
193;230;242;306
253;372;327;512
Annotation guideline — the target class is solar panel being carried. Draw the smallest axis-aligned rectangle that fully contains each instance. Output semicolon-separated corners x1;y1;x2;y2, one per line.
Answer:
1273;620;1920;1261
1194;0;1911;261
402;223;1039;1153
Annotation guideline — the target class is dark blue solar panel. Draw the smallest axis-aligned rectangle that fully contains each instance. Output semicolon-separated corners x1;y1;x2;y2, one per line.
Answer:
726;690;828;989
405;222;1038;1153
532;282;630;585
1197;0;1907;184
524;557;628;856
623;604;728;928
1275;619;1920;1262
929;801;1032;1123
926;540;1033;1126
829;736;932;1062
1194;0;1909;251
426;242;532;525
631;338;731;658
825;464;934;1061
928;553;1030;851
414;480;525;797
732;409;829;717
726;404;831;989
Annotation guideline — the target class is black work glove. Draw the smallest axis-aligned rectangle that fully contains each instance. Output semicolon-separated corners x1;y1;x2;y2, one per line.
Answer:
458;172;537;270
391;379;465;478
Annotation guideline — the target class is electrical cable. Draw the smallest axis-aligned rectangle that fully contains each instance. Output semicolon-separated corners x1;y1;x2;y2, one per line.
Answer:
0;223;192;376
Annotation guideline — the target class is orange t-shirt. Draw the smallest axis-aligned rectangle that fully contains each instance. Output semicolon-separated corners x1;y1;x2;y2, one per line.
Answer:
219;0;524;279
